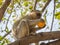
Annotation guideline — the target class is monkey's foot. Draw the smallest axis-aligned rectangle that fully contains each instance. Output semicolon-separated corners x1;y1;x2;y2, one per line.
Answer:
30;32;36;36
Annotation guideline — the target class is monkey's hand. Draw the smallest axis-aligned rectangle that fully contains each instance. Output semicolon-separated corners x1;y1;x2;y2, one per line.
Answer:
28;19;46;33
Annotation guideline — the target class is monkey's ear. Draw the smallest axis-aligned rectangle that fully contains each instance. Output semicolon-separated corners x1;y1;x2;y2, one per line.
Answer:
37;19;46;28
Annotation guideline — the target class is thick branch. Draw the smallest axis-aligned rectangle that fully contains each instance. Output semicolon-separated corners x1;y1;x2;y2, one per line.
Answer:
0;0;11;21
8;31;60;45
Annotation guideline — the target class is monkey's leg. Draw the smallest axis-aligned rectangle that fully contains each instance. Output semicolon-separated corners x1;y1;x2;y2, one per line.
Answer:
18;19;30;38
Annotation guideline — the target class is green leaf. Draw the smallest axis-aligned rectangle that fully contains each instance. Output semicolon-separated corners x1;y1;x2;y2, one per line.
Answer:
7;9;12;14
39;4;43;8
55;12;60;20
9;5;14;9
1;41;5;45
4;38;10;43
5;27;9;33
0;0;2;2
2;18;7;21
23;1;29;7
37;0;41;2
29;6;33;10
14;0;18;4
17;0;21;3
56;3;60;8
55;0;58;2
12;15;16;17
0;36;3;41
13;19;17;23
58;27;60;29
0;0;3;7
59;22;60;25
23;0;28;1
42;0;47;2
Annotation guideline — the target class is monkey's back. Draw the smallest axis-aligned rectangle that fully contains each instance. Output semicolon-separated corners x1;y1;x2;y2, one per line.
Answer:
12;18;30;39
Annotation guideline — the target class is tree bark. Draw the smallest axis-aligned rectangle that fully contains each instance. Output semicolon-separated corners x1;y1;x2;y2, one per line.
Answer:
8;31;60;45
0;0;11;21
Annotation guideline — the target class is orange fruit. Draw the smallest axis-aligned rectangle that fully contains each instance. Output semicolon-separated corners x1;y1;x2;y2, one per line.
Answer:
37;20;46;28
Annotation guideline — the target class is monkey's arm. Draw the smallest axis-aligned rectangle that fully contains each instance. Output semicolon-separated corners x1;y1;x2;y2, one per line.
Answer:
28;19;44;26
28;19;46;32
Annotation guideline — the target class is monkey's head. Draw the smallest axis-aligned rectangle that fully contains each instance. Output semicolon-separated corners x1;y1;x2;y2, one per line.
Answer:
30;10;41;19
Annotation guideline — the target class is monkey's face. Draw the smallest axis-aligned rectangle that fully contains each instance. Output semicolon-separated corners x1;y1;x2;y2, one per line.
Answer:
30;12;37;19
30;11;41;19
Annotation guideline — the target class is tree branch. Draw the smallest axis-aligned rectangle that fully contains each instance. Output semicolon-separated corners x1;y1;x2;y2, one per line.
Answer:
41;0;51;13
1;0;14;41
33;0;37;10
0;0;11;21
1;31;11;41
8;31;60;45
50;0;55;31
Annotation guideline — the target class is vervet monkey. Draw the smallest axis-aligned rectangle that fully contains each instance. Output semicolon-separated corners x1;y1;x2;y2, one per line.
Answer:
11;0;51;45
12;10;46;40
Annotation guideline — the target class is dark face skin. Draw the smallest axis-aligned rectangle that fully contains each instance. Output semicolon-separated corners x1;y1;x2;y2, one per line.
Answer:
30;11;41;19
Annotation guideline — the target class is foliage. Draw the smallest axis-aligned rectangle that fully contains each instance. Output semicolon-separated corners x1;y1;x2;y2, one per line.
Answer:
0;0;3;7
56;3;60;8
55;0;58;2
0;37;10;45
55;12;60;20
